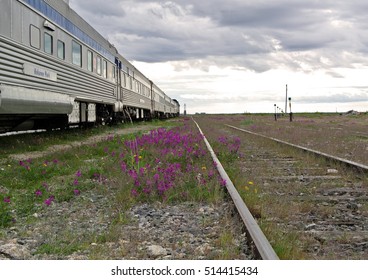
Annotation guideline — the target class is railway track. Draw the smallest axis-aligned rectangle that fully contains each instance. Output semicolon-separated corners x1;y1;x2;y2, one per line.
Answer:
226;124;368;173
193;117;368;259
193;118;279;260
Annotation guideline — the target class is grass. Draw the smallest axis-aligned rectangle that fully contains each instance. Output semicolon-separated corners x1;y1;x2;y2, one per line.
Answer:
0;125;114;158
235;113;368;166
35;237;87;256
0;118;237;259
215;231;241;259
259;220;308;259
5;114;364;259
241;119;254;126
192;114;365;259
0;120;179;160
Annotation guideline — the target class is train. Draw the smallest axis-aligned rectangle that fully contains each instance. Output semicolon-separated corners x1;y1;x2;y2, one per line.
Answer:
0;0;180;133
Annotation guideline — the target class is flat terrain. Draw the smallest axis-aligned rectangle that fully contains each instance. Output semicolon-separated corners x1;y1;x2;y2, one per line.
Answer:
223;113;368;166
1;114;367;260
0;120;249;260
193;113;368;259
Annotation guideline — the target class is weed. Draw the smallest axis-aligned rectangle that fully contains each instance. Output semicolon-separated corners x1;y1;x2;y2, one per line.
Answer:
0;119;225;233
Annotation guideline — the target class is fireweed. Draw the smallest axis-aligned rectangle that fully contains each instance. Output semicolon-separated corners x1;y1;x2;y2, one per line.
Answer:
0;119;225;228
215;135;243;163
0;195;13;227
0;155;92;227
120;122;224;202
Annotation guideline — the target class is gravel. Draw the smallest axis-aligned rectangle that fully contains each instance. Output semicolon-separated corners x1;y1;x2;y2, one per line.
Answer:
0;189;252;260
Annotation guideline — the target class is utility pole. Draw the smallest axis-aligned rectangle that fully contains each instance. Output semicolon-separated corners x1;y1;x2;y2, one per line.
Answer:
289;97;292;122
285;84;288;114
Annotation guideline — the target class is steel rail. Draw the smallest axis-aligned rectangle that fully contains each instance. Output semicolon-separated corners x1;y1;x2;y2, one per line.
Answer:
226;124;368;173
193;118;279;260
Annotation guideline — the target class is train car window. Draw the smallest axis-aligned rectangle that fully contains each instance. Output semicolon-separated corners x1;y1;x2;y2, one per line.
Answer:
44;33;53;54
87;50;93;72
57;40;65;60
25;0;115;63
30;25;41;49
112;66;116;79
123;73;126;87
103;60;107;78
72;41;82;67
96;56;102;75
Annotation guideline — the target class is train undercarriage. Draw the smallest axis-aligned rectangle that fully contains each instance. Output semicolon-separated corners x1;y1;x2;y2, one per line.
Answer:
0;101;177;134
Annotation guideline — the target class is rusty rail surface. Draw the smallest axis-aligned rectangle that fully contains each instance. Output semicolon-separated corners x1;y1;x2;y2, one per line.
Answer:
193;118;279;260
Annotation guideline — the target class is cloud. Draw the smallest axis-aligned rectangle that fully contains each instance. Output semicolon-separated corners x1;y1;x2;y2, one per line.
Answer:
69;0;125;17
297;92;368;104
71;0;366;72
68;0;368;112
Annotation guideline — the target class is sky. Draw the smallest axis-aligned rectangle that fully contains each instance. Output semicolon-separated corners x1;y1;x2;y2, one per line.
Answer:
68;0;368;114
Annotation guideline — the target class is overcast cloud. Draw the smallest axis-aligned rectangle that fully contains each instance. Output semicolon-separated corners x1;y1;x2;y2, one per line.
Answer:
69;0;368;113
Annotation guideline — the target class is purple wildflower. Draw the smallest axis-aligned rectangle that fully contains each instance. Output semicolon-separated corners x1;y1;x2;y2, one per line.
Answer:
153;173;160;182
131;189;138;197
120;162;127;172
3;196;11;203
208;169;215;179
143;187;152;195
218;136;228;145
134;179;141;187
75;170;82;177
128;169;138;180
134;154;140;164
73;189;80;196
35;189;43;197
73;179;79;186
219;178;227;187
44;196;55;206
42;182;49;191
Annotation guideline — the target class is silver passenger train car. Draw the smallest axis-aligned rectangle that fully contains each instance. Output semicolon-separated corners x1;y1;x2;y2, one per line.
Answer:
0;0;179;133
